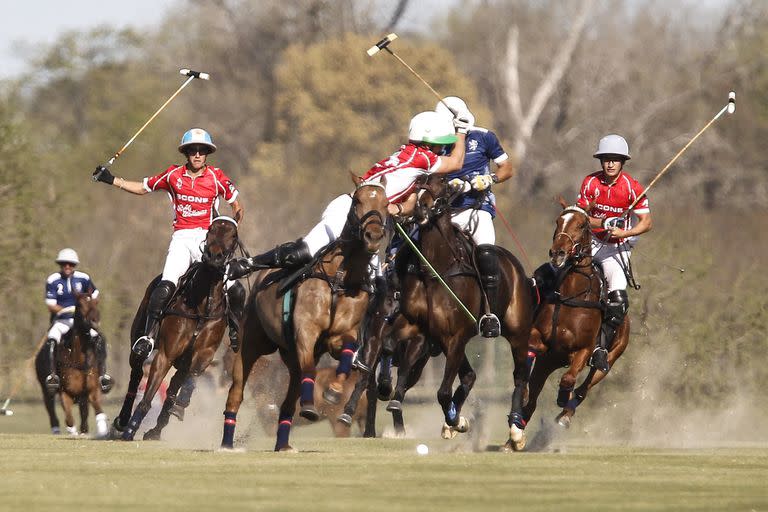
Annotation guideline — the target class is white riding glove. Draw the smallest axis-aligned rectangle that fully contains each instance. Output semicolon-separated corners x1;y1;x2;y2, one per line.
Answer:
448;178;471;194
471;175;494;192
453;115;472;134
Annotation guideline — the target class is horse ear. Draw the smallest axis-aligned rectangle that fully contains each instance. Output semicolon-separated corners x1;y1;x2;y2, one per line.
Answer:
233;209;243;223
556;195;568;209
350;171;363;187
380;175;387;187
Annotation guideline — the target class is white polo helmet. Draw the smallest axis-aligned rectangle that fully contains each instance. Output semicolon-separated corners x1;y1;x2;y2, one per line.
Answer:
55;248;80;265
435;96;475;127
178;128;217;154
593;134;630;160
408;111;458;145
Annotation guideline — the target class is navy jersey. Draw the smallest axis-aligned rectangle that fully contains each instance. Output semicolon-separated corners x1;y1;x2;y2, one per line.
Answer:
45;271;99;319
447;127;508;217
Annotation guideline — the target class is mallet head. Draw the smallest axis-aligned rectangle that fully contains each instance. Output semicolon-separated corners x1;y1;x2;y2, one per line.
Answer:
180;68;210;80
367;33;398;56
727;91;735;114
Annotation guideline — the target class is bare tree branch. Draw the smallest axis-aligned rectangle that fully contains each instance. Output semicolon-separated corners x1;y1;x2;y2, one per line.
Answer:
384;0;410;32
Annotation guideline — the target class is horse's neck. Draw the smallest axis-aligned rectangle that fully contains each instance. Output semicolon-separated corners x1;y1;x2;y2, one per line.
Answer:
324;239;370;286
559;258;599;299
419;214;462;271
179;265;225;311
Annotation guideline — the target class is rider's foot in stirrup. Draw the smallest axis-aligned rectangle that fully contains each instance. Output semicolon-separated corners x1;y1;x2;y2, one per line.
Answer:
131;335;155;360
45;374;60;392
479;313;501;338
99;374;114;394
589;347;610;373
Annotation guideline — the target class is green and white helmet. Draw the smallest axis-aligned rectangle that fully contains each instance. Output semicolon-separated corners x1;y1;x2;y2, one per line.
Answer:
593;134;630;160
408;111;457;145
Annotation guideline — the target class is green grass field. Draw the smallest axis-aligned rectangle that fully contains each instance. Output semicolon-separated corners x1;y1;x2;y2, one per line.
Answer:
1;402;766;512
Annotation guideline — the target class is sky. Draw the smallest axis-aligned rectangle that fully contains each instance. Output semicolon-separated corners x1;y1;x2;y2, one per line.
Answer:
1;0;176;79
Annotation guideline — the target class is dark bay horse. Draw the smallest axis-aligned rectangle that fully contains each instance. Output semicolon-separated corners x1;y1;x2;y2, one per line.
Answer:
362;174;533;445
520;201;630;444
115;216;240;441
34;292;109;437
221;177;389;451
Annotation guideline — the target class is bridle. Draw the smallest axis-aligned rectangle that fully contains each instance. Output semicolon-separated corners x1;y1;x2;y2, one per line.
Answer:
415;177;460;222
550;206;592;263
202;216;239;270
346;181;387;241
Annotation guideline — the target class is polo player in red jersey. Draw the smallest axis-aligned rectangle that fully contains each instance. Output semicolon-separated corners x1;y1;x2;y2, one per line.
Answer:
92;128;245;359
576;134;652;372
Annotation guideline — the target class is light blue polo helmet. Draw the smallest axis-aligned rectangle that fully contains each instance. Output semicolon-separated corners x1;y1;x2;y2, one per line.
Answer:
178;128;217;154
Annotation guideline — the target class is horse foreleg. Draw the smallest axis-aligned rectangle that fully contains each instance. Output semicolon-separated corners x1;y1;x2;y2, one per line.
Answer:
116;361;145;431
272;347;301;452
338;336;381;426
553;348;591;429
78;396;89;434
39;385;60;434
323;335;358;405
388;333;428;436
87;377;108;439
450;355;477;412
438;337;468;438
60;393;77;436
363;369;378;437
506;334;535;451
121;351;172;441
143;369;185;441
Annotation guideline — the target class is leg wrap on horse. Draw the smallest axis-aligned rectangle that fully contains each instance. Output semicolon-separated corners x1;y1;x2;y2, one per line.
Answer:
274;413;293;451
336;342;358;377
300;375;315;405
476;244;501;338
226;280;246;353
250;239;312;269
221;411;237;448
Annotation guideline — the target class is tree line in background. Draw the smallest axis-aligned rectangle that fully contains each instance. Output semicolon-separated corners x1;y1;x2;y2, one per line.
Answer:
0;0;766;420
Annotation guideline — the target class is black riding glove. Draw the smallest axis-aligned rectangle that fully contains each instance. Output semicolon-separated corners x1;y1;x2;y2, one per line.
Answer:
226;258;253;280
92;165;115;185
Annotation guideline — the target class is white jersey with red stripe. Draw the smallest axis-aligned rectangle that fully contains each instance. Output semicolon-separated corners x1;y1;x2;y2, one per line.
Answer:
577;170;650;243
361;143;441;203
143;164;239;230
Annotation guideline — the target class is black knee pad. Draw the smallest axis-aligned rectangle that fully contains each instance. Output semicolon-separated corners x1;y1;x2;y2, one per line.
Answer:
605;289;628;327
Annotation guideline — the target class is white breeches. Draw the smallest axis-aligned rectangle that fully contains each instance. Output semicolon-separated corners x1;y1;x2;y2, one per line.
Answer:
302;193;380;278
451;209;495;245
47;318;98;343
161;228;234;288
591;239;633;292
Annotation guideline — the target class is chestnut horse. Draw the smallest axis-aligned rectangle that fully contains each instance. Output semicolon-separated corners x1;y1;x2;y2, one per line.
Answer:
115;216;240;441
520;202;629;443
221;177;389;451
34;292;109;437
363;174;533;445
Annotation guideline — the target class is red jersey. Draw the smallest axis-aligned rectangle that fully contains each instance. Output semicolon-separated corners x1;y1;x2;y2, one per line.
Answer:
144;165;238;231
361;144;441;203
577;170;650;243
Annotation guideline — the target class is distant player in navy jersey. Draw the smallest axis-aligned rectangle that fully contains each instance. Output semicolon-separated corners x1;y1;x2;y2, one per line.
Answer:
435;97;517;338
43;248;112;392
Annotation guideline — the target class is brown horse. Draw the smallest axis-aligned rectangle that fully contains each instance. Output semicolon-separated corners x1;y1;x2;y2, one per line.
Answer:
115;216;241;441
34;292;109;437
373;174;533;445
520;201;630;443
221;176;389;451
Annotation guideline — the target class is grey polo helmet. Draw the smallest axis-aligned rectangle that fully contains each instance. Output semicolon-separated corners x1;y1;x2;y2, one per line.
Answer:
593;134;630;160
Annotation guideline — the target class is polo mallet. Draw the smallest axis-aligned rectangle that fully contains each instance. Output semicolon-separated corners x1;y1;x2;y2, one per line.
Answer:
0;336;50;417
367;34;455;114
626;91;736;213
101;68;211;168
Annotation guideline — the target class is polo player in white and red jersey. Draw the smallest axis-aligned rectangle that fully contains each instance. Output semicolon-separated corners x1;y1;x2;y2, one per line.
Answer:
576;134;652;372
92;128;245;359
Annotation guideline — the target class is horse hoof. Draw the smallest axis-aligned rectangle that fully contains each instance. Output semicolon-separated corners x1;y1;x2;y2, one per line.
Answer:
455;416;470;434
299;405;320;422
441;423;458;440
143;429;161;441
276;445;298;453
169;404;185;421
322;386;342;405
377;380;393;401
99;375;114;394
386;400;402;412
556;413;571;429
337;413;353;427
508;425;526;451
66;426;79;436
51;426;61;435
112;417;126;433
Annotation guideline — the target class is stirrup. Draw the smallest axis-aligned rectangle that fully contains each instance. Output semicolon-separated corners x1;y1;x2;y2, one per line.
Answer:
45;374;60;393
99;374;114;394
589;347;610;373
351;349;372;374
131;335;155;360
478;313;501;338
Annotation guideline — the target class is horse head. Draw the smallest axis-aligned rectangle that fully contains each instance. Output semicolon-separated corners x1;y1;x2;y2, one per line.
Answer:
349;174;389;254
74;291;100;331
549;197;593;268
414;174;457;225
202;216;239;270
